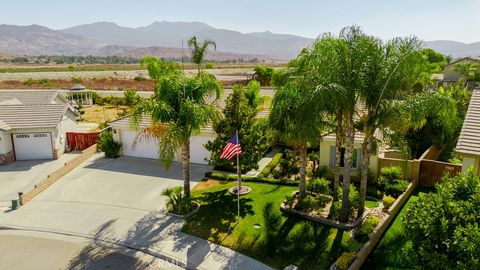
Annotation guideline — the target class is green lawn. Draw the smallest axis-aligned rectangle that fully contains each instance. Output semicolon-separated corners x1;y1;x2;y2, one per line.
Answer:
183;180;353;269
362;188;432;269
365;198;380;208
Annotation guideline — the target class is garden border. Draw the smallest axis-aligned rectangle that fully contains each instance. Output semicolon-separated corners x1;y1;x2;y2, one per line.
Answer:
205;171;298;186
347;182;416;270
165;201;201;219
280;191;370;230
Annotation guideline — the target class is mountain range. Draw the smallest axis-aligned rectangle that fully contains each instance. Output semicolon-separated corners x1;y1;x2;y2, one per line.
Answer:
0;22;479;60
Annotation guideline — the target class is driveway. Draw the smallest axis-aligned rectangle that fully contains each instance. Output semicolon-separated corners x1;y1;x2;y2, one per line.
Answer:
0;152;82;207
0;155;270;270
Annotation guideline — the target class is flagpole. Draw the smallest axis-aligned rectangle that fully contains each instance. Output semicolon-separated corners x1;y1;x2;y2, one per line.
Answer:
236;130;241;219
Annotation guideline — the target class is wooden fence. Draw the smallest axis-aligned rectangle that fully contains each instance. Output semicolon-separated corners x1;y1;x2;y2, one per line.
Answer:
419;159;462;187
67;132;99;150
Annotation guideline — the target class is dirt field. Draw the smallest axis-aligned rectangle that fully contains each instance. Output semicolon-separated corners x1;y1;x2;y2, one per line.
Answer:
80;105;130;124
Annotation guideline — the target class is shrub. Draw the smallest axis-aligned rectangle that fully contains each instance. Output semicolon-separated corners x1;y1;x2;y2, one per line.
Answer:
71;77;82;83
329;201;342;220
312;165;330;178
335;251;357;270
403;170;480;269
280;149;300;177
366;185;383;199
380;166;404;181
355;216;380;242
297;195;317;212
382;195;396;210
307;177;330;195
134;76;146;81
258;152;282;178
124;88;141;106
348;184;361;213
385;179;409;198
284;194;294;207
204;171;298;186
204;63;215;69
316;193;331;208
97;130;121;158
161;186;192;215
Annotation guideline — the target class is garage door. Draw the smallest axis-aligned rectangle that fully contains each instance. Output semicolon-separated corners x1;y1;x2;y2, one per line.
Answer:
121;130;160;159
120;129;212;164
13;133;53;160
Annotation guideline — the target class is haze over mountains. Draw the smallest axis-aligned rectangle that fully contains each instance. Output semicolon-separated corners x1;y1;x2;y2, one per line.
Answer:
0;21;479;60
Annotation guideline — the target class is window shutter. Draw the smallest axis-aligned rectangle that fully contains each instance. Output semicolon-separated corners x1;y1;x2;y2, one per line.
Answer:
329;146;335;168
357;149;363;169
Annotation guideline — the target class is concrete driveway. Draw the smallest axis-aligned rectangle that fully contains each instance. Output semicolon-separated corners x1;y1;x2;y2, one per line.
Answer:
0;155;271;270
0;152;82;207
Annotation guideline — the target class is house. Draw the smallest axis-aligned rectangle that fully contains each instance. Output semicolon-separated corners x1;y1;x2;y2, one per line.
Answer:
455;89;480;174
439;57;480;89
109;116;214;165
0;90;79;164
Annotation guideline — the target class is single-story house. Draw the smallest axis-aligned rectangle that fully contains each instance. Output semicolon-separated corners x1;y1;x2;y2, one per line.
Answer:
0;90;79;164
109;116;214;165
455;89;480;174
443;57;480;82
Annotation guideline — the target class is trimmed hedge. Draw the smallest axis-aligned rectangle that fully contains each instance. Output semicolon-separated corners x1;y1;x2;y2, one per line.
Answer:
257;152;283;178
205;171;298;186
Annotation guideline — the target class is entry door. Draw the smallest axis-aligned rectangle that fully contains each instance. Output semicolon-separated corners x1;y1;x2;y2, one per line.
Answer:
13;133;53;160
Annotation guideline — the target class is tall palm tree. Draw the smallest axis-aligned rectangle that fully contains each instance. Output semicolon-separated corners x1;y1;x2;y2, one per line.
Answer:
356;37;422;217
132;57;223;199
270;83;323;198
188;36;216;74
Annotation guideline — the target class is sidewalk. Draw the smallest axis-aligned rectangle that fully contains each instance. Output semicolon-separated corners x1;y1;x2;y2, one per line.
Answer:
245;147;281;177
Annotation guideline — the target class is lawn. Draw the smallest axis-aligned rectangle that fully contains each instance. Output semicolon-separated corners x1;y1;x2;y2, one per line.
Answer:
365;198;380;208
362;187;432;269
80;104;129;125
183;180;354;269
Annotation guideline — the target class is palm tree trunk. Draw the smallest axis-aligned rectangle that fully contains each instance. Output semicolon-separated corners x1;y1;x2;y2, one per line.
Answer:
181;139;191;199
333;111;343;201
358;132;372;218
299;144;307;198
340;110;354;222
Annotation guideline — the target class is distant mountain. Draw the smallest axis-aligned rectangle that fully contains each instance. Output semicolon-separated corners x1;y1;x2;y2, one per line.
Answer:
425;40;480;58
0;24;104;55
61;21;313;58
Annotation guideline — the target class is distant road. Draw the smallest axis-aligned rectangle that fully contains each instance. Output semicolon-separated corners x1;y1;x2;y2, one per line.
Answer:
0;68;254;82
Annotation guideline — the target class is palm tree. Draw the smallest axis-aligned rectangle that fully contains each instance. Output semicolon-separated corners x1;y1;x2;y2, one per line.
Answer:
187;36;216;74
132;57;223;199
356;37;422;218
270;83;323;198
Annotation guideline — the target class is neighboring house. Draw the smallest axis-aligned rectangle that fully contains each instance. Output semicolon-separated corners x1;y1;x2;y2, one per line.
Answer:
455;89;480;174
439;57;480;89
0;90;79;165
109;116;214;165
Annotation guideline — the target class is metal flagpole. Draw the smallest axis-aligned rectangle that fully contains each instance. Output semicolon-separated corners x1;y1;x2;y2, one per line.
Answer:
236;130;241;219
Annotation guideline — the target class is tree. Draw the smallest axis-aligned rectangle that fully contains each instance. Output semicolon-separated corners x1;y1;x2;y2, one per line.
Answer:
253;65;274;86
205;82;270;172
403;170;480;269
356;36;423;217
270;82;324;198
132;57;223;199
187;36;216;74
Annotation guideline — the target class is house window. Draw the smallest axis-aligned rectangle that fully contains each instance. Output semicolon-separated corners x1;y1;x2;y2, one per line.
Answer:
329;146;361;169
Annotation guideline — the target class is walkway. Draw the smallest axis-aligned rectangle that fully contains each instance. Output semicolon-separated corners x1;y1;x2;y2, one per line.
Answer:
245;147;281;177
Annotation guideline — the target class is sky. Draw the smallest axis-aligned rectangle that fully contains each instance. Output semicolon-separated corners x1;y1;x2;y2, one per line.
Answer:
1;0;480;43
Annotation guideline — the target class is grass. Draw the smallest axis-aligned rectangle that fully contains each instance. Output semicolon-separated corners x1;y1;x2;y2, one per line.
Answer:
365;198;380;208
362;187;433;269
80;104;129;125
183;180;353;270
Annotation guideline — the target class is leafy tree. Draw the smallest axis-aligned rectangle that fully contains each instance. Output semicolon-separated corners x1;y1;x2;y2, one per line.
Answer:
205;83;270;172
187;36;216;74
254;65;274;86
403;170;480;269
453;62;480;83
132;57;223;199
123;89;142;106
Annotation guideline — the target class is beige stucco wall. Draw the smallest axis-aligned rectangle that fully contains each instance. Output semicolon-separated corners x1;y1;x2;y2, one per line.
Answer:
0;130;13;154
462;155;480;174
57;110;78;155
318;139;378;179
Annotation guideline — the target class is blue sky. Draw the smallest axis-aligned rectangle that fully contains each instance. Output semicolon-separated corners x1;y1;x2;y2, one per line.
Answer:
2;0;480;42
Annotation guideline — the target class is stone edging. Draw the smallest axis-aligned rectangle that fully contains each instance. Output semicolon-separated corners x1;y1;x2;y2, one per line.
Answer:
280;190;369;230
165;201;201;219
346;182;416;270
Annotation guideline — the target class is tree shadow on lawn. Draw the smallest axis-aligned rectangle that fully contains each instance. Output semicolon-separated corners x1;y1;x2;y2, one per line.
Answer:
183;189;254;244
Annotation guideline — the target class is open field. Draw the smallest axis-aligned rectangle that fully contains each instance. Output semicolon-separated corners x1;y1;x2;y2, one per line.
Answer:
80;105;130;125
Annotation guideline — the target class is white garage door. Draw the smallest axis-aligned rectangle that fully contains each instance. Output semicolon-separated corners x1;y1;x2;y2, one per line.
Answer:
121;130;160;159
120;129;212;164
13;133;53;160
190;135;212;165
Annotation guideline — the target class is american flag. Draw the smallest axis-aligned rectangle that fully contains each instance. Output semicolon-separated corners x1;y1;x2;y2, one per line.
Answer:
220;133;242;160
